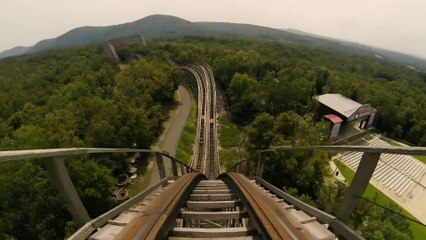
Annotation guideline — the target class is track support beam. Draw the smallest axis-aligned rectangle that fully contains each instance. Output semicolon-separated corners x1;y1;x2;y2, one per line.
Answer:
171;157;179;176
337;152;381;222
156;152;166;180
44;157;90;226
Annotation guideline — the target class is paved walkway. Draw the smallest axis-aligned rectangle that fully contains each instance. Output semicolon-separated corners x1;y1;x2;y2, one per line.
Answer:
329;158;346;183
148;85;192;186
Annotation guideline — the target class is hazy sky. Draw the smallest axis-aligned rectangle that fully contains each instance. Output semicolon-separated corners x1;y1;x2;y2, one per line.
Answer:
1;0;425;58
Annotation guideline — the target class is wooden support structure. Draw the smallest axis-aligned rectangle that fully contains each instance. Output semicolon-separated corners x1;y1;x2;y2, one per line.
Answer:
186;200;241;209
171;227;254;238
179;211;249;220
257;153;265;178
180;164;185;176
44;157;91;226
171;157;178;177
337;152;381;222
156;152;166;180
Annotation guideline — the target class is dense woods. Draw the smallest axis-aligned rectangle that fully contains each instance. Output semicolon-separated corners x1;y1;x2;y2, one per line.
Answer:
0;46;180;238
153;37;426;146
149;37;423;239
0;36;424;239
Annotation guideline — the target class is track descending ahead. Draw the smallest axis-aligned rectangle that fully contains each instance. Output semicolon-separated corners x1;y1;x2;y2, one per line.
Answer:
182;63;219;179
60;62;364;239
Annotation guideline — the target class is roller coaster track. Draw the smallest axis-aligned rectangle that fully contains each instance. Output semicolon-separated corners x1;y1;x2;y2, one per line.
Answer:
3;58;426;238
182;63;219;179
106;41;120;62
4;146;426;239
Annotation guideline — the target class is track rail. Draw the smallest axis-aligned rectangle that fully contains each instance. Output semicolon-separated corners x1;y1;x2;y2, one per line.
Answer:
115;172;340;239
222;173;315;239
182;63;220;179
121;173;205;239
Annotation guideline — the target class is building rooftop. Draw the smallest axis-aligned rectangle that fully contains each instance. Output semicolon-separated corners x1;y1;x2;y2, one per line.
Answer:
324;114;343;124
316;93;363;118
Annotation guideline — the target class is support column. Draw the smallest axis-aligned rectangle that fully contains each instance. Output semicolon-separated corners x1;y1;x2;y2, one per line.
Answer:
44;157;90;226
337;152;381;222
180;164;185;176
257;153;265;178
171;158;178;177
367;112;376;127
155;153;166;180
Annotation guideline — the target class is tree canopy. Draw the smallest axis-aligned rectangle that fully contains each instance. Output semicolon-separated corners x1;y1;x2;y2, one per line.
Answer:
0;45;180;238
0;36;424;239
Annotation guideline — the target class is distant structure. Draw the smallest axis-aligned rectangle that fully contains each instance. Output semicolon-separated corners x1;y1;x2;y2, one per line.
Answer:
104;41;120;62
103;34;147;62
315;93;376;141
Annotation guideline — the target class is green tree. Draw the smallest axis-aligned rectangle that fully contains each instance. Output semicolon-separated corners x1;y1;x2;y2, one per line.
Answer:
227;73;261;121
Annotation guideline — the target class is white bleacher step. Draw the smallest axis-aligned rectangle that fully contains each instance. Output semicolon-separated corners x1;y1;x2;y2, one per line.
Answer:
392;176;409;192
383;171;399;187
396;180;413;196
389;174;405;191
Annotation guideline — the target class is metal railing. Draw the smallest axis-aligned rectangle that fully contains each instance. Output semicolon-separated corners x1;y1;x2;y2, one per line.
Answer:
230;144;426;225
0;148;196;227
255;177;363;240
68;177;169;240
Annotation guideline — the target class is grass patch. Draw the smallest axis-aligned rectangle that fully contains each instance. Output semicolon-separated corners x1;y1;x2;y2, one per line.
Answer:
220;148;239;171
334;159;426;240
219;115;241;148
218;114;243;171
127;171;151;197
415;156;426;165
380;137;403;146
175;98;197;164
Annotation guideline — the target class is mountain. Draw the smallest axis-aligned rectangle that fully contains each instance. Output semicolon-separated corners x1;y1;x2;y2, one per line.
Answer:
284;29;426;70
0;46;31;59
1;14;426;69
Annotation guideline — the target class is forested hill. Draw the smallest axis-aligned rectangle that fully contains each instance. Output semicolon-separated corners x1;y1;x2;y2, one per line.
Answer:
2;14;426;69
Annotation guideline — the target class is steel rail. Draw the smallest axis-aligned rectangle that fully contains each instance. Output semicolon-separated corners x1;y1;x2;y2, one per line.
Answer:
0;147;196;171
255;177;364;240
228;144;426;173
199;63;219;179
264;145;426;155
122;172;206;239
68;177;169;240
203;63;220;178
182;65;207;172
222;172;312;239
201;65;211;176
182;63;220;179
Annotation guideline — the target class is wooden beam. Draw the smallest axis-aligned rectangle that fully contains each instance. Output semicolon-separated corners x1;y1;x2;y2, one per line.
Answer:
186;200;241;209
192;189;232;194
190;194;234;201
337;152;381;222
180;211;248;220
44;157;90;226
171;227;254;238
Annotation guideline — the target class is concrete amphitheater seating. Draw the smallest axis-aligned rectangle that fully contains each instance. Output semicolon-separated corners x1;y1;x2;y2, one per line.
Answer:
340;138;425;197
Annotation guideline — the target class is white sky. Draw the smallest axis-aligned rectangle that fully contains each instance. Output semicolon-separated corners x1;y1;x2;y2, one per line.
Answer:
1;0;425;58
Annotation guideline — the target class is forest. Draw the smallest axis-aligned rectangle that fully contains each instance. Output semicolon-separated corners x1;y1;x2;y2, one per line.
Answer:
0;46;181;238
0;36;425;239
148;37;424;239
